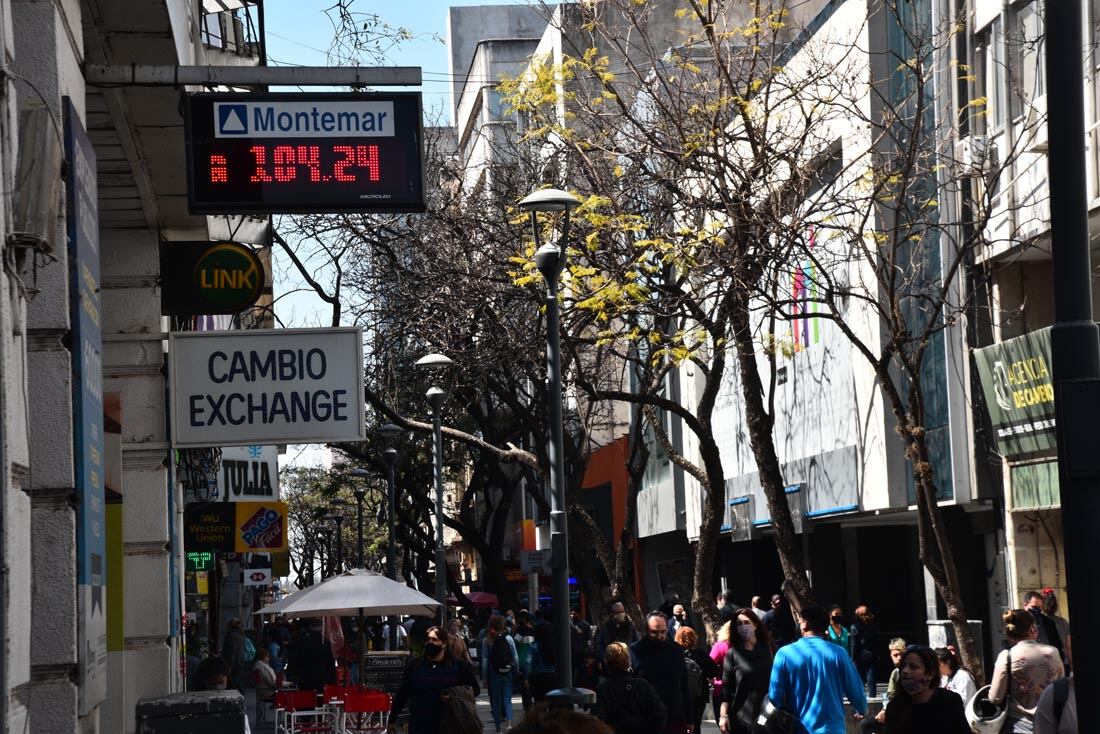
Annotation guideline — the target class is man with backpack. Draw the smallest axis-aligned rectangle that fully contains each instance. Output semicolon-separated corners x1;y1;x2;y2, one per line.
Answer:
220;618;250;693
1035;638;1075;734
482;616;520;733
630;611;693;734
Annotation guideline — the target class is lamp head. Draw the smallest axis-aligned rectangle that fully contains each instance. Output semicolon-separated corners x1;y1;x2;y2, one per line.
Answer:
415;353;454;369
377;422;404;440
425;386;445;410
519;188;580;212
534;243;562;281
383;447;398;466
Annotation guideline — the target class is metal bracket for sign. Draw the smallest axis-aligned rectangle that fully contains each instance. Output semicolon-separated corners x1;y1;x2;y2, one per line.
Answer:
84;65;422;87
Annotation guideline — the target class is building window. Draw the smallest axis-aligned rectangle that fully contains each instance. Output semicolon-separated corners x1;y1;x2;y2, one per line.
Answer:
1009;0;1044;120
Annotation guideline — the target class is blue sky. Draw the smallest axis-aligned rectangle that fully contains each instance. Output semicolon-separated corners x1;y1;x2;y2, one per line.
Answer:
263;0;527;124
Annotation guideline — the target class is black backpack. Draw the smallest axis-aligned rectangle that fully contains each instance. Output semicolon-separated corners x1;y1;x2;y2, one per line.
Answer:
490;635;513;673
440;684;482;734
600;676;667;734
684;651;703;699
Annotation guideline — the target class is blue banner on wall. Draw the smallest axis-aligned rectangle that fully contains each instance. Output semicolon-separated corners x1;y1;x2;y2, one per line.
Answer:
65;97;107;714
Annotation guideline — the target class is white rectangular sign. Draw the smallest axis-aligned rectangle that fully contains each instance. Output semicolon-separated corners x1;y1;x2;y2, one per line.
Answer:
243;568;273;587
214;100;395;138
169;328;365;448
181;444;280;503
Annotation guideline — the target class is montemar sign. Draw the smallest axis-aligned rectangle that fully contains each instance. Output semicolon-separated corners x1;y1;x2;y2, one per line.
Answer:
169;328;365;448
160;241;265;315
184;92;425;214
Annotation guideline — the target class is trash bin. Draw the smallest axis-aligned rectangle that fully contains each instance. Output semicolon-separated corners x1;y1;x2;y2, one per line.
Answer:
135;690;246;734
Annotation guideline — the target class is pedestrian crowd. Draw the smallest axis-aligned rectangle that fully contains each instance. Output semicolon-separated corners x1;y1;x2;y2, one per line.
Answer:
181;586;1077;734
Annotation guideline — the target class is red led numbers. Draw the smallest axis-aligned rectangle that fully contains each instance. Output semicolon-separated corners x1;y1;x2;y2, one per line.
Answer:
226;144;382;185
210;154;228;183
249;146;272;183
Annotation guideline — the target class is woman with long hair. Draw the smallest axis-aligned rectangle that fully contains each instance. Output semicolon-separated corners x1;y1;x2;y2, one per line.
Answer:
708;620;733;724
990;609;1064;733
935;647;976;705
675;627;718;734
718;609;773;734
391;625;480;734
850;605;879;697
883;645;968;734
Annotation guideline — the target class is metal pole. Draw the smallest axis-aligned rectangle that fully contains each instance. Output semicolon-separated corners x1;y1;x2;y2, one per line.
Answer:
534;214;573;693
385;449;399;651
1047;1;1100;724
334;517;344;573
355;490;365;568
427;389;448;627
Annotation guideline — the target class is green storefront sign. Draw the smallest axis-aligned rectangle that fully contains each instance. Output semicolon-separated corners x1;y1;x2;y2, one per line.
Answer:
973;327;1057;460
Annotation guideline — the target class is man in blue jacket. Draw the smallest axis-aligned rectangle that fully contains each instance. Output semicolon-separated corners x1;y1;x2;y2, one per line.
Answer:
768;605;867;734
631;611;693;734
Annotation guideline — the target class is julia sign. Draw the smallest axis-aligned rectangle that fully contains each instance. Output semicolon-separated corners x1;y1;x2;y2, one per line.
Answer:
169;328;365;448
185;92;425;213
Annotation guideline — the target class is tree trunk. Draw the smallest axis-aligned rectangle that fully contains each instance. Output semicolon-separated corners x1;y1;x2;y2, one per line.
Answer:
729;293;816;611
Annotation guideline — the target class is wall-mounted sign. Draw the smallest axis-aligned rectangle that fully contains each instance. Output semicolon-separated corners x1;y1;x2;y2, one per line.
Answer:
161;241;265;315
185;92;425;214
181;444;279;504
168;327;365;448
65;98;107;715
184;501;288;553
243;568;273;587
973;327;1057;460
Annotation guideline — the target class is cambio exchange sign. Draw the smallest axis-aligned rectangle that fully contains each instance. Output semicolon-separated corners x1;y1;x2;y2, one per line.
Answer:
169;327;365;448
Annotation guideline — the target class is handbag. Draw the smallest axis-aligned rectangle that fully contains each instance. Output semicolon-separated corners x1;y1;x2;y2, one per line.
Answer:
754;696;799;734
965;649;1012;734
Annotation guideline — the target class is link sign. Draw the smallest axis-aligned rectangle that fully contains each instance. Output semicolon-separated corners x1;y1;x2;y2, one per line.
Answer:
169;328;365;448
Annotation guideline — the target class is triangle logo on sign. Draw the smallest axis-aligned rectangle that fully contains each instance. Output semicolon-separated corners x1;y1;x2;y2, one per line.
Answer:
218;104;248;135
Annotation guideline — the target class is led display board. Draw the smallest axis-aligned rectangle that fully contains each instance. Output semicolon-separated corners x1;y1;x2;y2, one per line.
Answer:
185;93;425;214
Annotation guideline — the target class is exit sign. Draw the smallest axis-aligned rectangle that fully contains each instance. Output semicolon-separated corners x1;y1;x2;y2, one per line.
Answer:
186;551;214;571
184;92;425;214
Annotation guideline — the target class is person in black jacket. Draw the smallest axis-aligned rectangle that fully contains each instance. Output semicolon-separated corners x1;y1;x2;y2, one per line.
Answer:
630;611;693;734
220;618;248;692
593;641;667;734
674;627;719;734
289;619;336;693
391;626;480;734
719;609;773;734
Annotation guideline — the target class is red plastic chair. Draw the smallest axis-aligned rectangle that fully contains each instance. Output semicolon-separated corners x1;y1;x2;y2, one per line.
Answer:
274;689;337;734
340;690;391;733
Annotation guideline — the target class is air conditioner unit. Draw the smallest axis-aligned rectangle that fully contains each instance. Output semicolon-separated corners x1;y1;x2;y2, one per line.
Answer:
727;496;759;542
954;135;991;177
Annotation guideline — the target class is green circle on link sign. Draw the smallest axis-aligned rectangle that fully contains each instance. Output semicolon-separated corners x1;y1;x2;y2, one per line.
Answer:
192;243;263;311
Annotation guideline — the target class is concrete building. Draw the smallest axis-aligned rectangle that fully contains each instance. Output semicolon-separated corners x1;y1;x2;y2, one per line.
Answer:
3;0;266;730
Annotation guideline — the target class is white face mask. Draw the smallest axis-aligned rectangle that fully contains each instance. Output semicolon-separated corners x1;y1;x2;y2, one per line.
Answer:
214;682;227;690
737;624;755;641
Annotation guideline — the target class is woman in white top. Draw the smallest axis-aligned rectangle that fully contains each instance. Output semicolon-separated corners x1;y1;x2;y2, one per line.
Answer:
935;647;976;705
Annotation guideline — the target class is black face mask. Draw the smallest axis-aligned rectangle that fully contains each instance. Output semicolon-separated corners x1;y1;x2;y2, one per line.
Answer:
425;642;444;658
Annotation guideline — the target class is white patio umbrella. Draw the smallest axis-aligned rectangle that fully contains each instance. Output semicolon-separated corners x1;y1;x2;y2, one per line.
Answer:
254;568;440;617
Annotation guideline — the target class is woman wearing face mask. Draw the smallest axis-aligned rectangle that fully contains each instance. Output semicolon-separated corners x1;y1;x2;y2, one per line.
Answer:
390;626;480;734
884;645;968;734
826;606;850;655
718;609;773;734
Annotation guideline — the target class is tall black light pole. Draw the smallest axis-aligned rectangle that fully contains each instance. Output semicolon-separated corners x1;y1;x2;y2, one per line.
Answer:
519;188;592;707
1046;2;1100;725
325;514;344;573
416;353;453;627
378;422;404;651
353;486;366;567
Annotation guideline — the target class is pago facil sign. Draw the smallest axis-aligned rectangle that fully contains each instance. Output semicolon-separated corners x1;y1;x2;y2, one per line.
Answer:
169;327;365;447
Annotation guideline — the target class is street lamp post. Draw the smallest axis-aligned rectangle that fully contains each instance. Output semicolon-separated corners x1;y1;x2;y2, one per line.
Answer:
325;514;344;573
519;188;592;707
416;353;453;628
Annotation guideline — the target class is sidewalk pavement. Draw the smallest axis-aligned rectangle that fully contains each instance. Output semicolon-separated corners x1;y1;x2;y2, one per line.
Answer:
244;688;724;733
